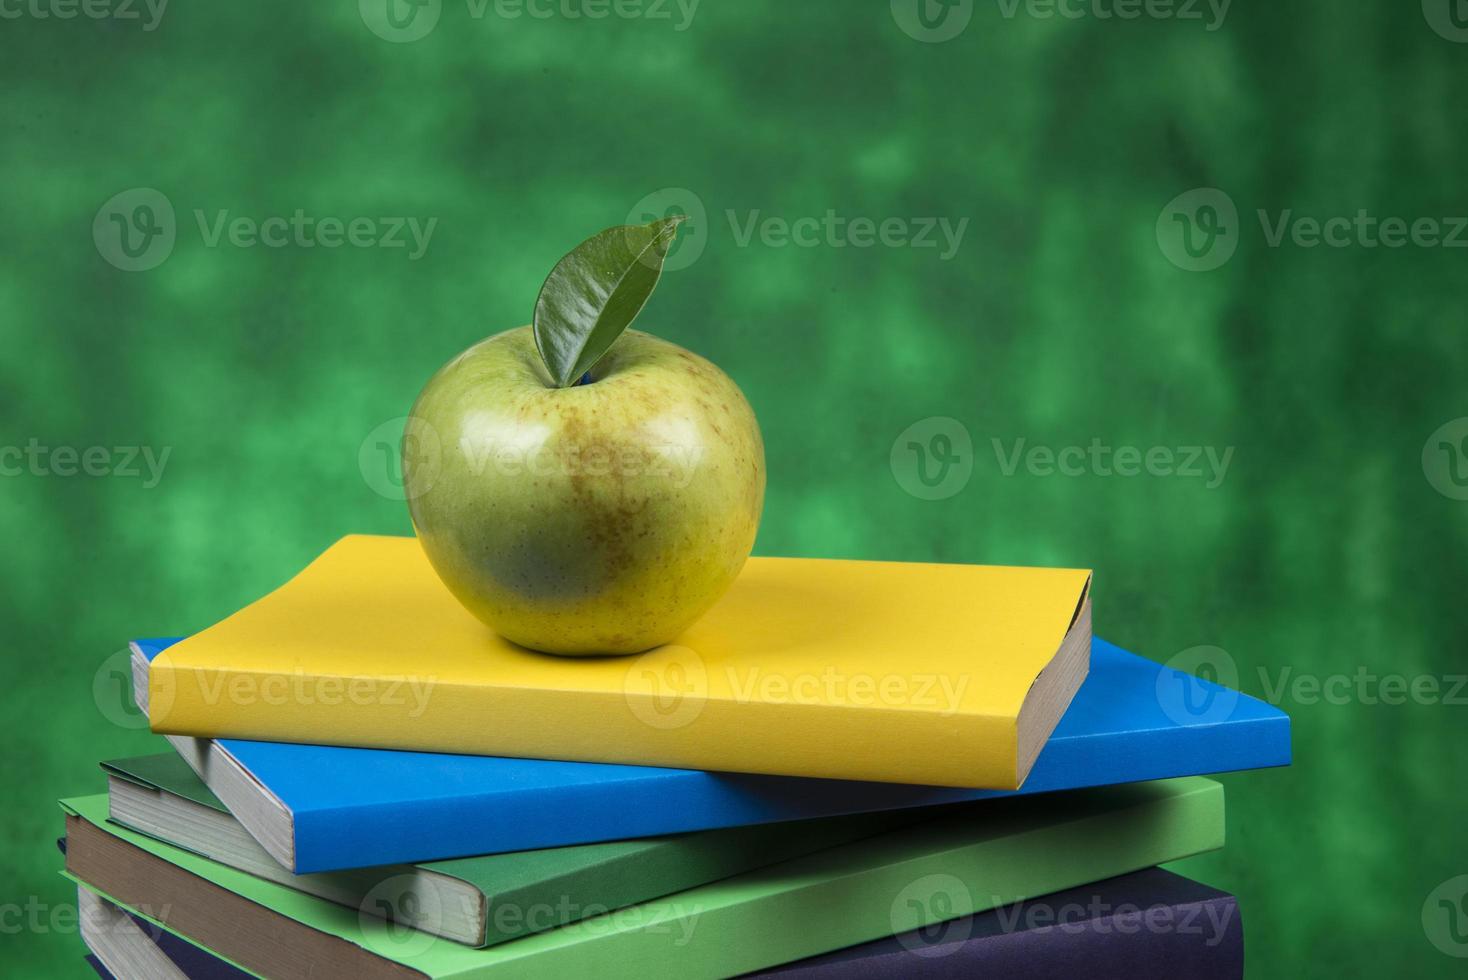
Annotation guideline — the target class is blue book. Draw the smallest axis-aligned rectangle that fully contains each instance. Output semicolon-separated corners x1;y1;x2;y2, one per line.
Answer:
129;637;1289;873
745;867;1244;978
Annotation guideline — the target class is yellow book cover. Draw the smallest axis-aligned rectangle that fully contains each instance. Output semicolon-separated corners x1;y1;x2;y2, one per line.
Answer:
148;536;1092;789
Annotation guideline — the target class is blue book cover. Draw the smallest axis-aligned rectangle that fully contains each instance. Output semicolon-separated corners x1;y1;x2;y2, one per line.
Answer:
131;637;1289;873
745;867;1244;979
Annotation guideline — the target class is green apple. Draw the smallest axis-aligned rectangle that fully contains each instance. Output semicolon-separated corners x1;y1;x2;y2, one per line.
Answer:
404;324;765;655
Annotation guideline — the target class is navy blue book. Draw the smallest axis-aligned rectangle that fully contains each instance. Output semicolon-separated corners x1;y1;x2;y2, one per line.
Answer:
81;914;252;980
128;637;1289;872
78;884;252;980
745;867;1244;978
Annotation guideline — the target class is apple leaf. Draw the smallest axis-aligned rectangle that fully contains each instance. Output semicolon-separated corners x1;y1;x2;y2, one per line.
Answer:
532;217;686;388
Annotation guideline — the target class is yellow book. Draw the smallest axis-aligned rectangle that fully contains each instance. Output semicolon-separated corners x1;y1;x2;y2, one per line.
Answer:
148;536;1092;789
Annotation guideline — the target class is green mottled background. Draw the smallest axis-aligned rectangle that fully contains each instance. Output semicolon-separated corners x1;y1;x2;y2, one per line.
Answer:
3;2;1466;976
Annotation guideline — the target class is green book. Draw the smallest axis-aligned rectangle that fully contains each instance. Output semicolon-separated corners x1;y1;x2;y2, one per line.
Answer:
60;777;1225;979
101;752;921;947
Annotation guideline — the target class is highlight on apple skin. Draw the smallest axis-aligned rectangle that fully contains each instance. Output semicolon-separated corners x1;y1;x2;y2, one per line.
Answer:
404;326;765;655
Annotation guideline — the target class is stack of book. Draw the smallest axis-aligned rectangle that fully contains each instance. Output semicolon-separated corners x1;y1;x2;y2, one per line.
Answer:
62;535;1289;979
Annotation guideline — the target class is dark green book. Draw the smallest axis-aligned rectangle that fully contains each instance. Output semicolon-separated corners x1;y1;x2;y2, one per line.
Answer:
101;753;921;948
